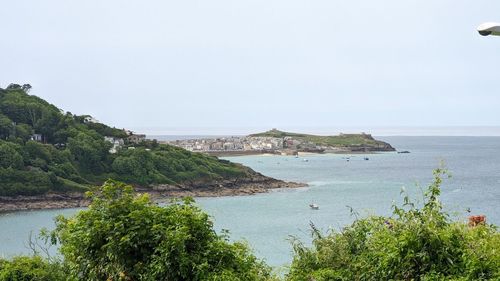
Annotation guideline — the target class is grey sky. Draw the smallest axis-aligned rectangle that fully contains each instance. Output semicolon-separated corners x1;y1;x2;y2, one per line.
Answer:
1;1;499;135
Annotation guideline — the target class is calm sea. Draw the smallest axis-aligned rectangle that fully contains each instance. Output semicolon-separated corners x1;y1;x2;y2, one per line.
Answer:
1;136;499;267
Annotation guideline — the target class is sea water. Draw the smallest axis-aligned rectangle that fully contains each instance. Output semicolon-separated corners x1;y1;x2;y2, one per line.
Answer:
1;136;499;267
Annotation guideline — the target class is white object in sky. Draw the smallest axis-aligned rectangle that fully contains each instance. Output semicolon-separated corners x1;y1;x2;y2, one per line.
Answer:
477;22;500;36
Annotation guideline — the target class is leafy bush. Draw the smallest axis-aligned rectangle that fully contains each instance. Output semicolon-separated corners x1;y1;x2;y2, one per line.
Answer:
0;141;24;169
286;169;500;281
51;180;275;281
0;256;66;281
110;146;247;185
0;168;53;196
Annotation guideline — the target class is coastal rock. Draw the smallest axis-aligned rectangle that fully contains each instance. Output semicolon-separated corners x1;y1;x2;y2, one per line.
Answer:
0;193;89;212
0;174;306;212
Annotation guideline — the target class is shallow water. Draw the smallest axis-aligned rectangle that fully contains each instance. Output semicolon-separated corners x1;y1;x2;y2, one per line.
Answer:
1;136;499;267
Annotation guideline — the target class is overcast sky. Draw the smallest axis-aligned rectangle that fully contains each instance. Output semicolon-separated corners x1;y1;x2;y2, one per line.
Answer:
1;1;499;135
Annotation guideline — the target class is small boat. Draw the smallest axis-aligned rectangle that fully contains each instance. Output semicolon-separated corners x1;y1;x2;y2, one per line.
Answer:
309;203;319;210
398;151;410;154
364;157;369;160
302;159;309;162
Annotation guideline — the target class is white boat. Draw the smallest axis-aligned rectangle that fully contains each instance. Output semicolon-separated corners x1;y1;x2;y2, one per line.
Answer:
309;203;319;210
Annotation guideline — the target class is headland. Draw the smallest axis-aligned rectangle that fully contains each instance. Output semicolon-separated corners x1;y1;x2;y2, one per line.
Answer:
163;129;395;156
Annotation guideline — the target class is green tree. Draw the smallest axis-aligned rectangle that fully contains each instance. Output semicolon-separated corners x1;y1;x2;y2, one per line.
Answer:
52;180;274;281
34;109;61;143
112;149;158;184
0;169;54;196
67;132;111;173
0;114;13;139
0;141;23;169
0;256;66;281
14;123;33;142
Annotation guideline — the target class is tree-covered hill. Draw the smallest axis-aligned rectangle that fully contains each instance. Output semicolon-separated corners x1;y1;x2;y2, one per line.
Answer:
0;84;255;197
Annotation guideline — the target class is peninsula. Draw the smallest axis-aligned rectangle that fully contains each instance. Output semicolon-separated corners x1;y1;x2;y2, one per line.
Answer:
166;129;395;156
0;84;303;211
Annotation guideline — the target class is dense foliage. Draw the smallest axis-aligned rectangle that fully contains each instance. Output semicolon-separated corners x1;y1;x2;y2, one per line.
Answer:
0;256;66;281
50;180;274;281
0;84;248;196
110;144;246;186
287;169;500;281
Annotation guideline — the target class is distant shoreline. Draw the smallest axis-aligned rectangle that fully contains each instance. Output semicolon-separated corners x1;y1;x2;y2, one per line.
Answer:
164;129;396;156
208;150;394;157
0;178;306;213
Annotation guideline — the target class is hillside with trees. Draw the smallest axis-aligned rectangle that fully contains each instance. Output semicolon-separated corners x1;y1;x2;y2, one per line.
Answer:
0;84;264;197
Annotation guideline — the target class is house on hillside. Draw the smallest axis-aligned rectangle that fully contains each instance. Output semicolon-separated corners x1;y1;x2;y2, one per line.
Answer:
127;134;146;144
83;116;99;123
31;134;43;142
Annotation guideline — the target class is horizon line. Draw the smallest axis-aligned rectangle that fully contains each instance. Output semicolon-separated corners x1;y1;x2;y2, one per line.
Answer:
138;126;500;137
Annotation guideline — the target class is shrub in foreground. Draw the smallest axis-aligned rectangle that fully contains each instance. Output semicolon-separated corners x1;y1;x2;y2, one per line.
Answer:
51;180;274;281
287;169;500;281
0;256;66;281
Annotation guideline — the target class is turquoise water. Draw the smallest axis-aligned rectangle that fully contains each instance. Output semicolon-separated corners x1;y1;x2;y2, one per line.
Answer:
1;137;499;267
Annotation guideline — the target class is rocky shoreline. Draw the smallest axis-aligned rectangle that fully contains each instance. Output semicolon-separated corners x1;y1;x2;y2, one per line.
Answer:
0;176;306;213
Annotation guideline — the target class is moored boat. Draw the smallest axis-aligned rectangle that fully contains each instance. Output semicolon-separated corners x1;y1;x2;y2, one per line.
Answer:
309;203;319;210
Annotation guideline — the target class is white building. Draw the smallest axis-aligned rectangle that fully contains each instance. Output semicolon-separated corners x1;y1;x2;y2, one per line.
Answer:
84;116;100;123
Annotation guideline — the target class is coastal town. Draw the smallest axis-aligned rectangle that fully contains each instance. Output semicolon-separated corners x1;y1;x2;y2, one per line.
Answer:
162;129;395;156
164;136;304;155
